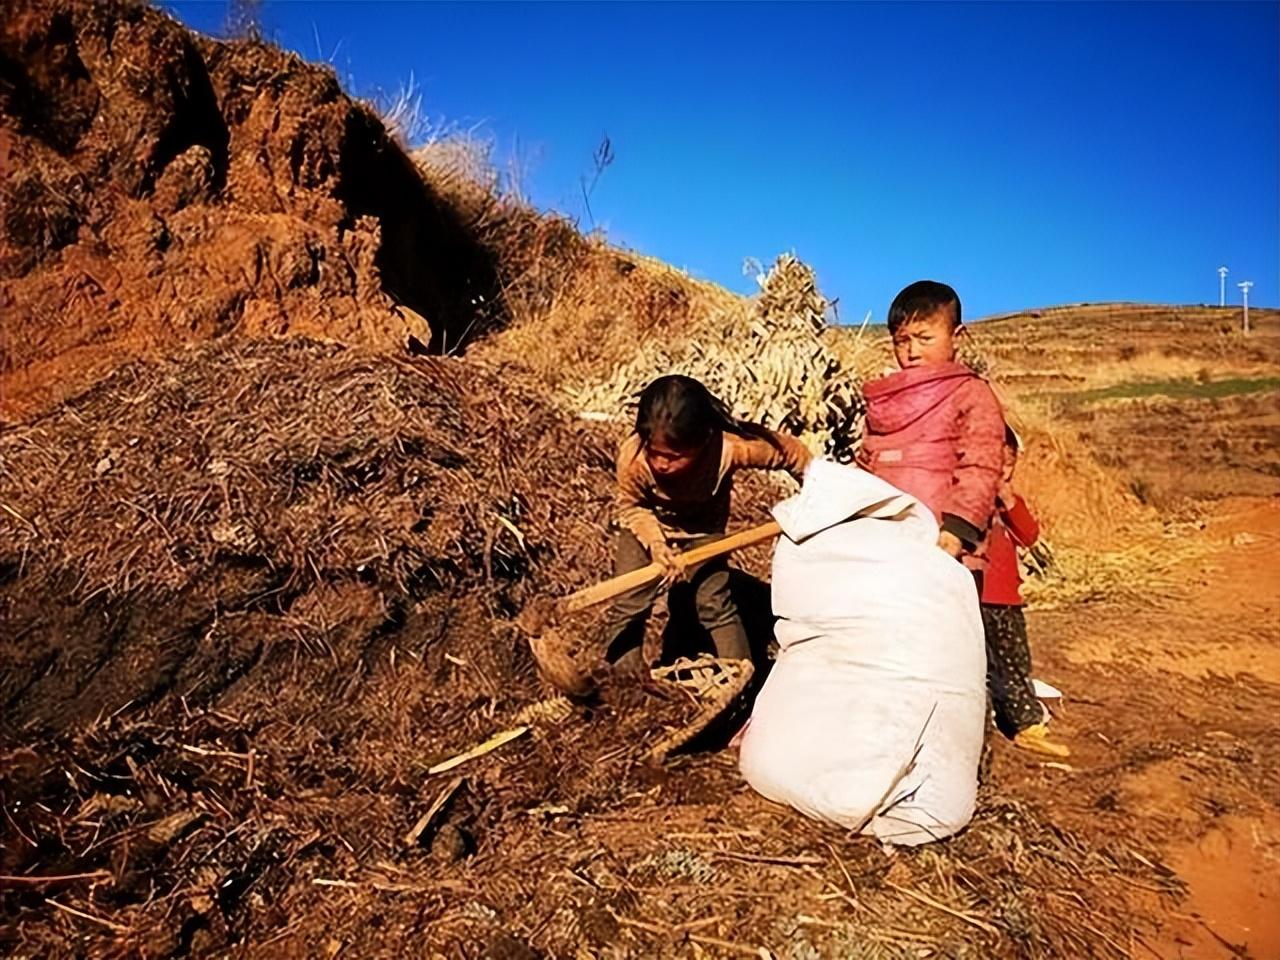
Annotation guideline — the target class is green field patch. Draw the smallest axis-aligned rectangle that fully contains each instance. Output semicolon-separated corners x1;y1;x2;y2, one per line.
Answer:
1073;376;1280;404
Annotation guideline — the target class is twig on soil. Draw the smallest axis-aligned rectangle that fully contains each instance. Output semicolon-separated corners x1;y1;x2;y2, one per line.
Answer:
1169;912;1249;959
2;802;39;848
561;870;599;891
687;932;768;956
711;850;823;867
1129;849;1176;878
796;914;845;929
0;870;112;887
46;898;130;933
612;913;667;935
179;744;252;761
0;500;38;532
404;776;464;846
427;726;529;774
825;843;861;907
675;915;725;933
630;883;782;900
883;880;1000;937
802;866;859;911
667;829;762;840
612;913;765;957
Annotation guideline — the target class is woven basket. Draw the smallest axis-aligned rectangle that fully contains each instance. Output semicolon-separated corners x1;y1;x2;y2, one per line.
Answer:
647;656;755;761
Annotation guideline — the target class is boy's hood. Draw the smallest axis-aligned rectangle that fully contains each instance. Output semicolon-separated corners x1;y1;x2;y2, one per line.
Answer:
863;361;977;434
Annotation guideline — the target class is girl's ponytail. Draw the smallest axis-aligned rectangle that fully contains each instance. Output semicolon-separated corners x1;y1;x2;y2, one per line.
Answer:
636;376;782;451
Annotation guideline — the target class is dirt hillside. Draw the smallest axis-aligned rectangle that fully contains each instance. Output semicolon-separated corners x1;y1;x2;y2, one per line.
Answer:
0;0;756;422
0;0;509;419
2;1;1278;957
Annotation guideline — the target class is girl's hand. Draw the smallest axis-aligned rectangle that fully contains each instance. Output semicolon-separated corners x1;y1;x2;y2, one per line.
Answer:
649;540;686;584
937;530;965;558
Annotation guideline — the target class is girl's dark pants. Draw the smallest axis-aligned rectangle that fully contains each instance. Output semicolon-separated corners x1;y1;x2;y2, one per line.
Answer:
980;602;1043;737
603;530;751;667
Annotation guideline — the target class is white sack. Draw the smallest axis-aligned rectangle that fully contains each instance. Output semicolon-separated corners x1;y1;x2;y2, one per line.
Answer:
738;460;986;846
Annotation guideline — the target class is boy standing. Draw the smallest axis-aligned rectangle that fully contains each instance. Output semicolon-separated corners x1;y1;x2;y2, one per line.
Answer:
982;428;1070;757
860;280;1066;758
860;280;1004;569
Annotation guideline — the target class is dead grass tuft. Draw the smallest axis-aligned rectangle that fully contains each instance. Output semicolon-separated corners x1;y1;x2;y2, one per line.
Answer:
567;254;872;459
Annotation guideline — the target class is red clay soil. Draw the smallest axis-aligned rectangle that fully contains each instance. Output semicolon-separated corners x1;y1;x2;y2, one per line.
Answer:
1;0;502;421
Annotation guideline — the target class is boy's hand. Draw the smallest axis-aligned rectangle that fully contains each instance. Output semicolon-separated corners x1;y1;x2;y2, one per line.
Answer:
997;480;1016;508
937;530;965;558
649;540;686;584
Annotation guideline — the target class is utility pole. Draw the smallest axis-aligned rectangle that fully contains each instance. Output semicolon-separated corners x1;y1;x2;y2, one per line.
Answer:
1218;266;1228;307
1238;280;1253;334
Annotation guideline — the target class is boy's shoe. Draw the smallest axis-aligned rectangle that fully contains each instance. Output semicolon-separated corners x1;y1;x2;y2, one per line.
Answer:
1012;723;1071;758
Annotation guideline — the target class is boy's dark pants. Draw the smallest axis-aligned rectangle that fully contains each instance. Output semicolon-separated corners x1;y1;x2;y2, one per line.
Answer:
980;603;1043;737
603;530;751;667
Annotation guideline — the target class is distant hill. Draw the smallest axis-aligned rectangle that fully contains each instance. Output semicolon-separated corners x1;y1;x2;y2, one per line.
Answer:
976;301;1278;328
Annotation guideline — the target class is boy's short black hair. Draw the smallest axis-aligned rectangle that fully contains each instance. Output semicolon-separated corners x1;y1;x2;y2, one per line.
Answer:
888;280;962;333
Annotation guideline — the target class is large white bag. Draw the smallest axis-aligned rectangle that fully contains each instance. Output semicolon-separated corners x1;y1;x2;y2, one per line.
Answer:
738;460;986;846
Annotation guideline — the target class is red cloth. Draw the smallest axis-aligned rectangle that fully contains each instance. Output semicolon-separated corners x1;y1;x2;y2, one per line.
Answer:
861;362;1005;570
981;495;1040;605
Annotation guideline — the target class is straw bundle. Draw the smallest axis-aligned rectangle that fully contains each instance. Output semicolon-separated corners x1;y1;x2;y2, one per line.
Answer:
570;254;868;461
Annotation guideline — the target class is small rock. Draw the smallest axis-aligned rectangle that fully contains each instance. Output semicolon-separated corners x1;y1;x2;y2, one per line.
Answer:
94;455;114;475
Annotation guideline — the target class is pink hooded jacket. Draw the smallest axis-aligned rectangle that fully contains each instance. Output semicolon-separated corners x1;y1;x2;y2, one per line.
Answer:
860;362;1005;570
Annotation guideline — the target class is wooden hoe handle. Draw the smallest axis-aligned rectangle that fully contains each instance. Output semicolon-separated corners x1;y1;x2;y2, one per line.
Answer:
561;520;784;614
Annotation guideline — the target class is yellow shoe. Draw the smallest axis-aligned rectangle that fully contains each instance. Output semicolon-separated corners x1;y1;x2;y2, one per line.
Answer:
1012;723;1071;759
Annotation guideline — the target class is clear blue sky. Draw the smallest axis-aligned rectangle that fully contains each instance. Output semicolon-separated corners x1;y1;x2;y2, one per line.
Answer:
168;1;1278;320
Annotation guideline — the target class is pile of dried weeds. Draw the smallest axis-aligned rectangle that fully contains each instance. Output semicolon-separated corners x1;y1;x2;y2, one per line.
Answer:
0;335;803;954
0;338;622;735
569;255;870;460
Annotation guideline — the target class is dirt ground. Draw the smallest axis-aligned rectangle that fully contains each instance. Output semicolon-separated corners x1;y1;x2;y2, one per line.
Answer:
3;343;1275;959
1021;496;1280;960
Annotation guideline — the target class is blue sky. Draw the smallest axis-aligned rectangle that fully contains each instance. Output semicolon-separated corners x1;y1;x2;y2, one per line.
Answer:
168;2;1279;320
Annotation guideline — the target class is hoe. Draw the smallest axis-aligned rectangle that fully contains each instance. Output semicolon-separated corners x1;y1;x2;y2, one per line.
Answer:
520;520;782;757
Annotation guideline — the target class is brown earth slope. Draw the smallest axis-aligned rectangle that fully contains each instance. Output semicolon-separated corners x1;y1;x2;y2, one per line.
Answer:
0;0;505;419
1;0;754;423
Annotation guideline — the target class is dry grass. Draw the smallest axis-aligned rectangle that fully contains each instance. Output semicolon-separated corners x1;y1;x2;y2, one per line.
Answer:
963;305;1280;395
568;254;871;460
473;233;749;387
403;134;748;374
374;72;430;148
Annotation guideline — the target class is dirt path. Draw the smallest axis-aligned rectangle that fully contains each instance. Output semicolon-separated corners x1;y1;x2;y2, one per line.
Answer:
1009;496;1280;959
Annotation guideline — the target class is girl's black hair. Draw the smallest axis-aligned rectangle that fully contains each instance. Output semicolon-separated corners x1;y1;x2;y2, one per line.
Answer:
636;375;780;451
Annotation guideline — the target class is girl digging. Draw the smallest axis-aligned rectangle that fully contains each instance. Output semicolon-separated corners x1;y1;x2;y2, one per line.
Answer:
605;375;811;671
